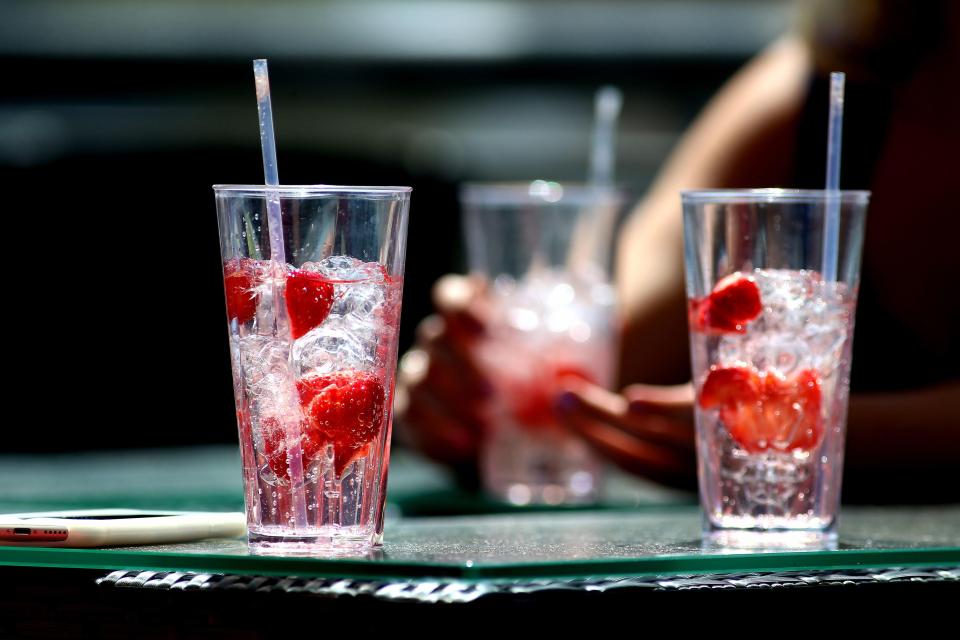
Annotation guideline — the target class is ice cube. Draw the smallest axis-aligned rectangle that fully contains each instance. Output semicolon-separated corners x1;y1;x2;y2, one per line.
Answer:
740;332;810;375
293;317;377;376
495;268;614;343
239;335;286;392
237;334;302;417
717;269;849;376
301;255;388;327
753;269;816;333
301;255;385;283
333;280;386;320
804;319;847;376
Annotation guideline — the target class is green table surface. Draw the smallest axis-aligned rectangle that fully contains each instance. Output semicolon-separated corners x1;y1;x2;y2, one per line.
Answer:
0;445;694;515
0;446;957;581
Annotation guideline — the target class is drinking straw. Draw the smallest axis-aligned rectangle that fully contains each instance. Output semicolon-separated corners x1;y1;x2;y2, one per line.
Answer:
565;86;623;275
254;59;285;264
253;59;309;530
589;85;623;191
821;72;844;282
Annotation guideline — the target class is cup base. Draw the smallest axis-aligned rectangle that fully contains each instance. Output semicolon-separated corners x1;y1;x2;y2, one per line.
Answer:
248;528;380;557
482;426;602;506
702;526;837;551
485;481;599;506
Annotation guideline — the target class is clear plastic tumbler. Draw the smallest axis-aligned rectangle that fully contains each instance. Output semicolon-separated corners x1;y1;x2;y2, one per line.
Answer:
682;189;868;547
215;184;410;554
461;180;622;505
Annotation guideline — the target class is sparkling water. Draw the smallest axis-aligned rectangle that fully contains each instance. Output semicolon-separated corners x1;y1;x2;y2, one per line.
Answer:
228;256;403;553
478;268;616;505
691;269;855;541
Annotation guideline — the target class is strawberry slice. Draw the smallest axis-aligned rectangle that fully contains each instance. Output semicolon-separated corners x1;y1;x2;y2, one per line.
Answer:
297;370;386;476
758;368;822;452
699;365;760;408
260;414;340;482
286;269;335;339
224;258;259;324
510;364;595;429
258;416;304;481
699;365;823;453
689;273;762;334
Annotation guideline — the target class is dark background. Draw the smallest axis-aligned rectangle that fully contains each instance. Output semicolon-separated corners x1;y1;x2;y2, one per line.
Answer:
0;0;792;451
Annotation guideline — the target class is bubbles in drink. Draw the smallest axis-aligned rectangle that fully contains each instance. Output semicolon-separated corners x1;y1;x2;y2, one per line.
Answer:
293;321;375;376
225;255;403;542
717;270;850;377
238;334;295;408
496;268;614;343
480;267;614;504
692;268;855;531
294;256;397;379
302;255;384;282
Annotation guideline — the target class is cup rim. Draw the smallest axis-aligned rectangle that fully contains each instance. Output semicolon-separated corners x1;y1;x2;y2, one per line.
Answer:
460;180;625;206
681;188;870;203
213;184;412;197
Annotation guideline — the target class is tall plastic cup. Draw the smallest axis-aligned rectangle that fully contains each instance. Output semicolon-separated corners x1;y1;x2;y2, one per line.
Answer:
215;184;410;554
682;189;868;547
461;181;623;505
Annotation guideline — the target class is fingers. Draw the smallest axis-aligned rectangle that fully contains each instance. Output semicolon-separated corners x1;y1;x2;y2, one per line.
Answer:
397;336;489;434
561;406;696;489
415;314;491;396
400;387;482;466
560;380;695;450
395;346;483;464
624;382;697;425
432;274;489;339
556;379;697;489
395;285;494;470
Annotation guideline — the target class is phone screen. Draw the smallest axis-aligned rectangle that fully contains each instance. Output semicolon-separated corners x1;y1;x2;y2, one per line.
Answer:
23;514;177;520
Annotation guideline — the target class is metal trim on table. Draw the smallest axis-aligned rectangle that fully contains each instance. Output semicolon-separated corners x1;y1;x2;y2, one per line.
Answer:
96;566;960;603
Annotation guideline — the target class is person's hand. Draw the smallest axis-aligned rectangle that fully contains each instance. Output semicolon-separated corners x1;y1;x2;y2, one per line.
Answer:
556;379;698;490
394;274;492;486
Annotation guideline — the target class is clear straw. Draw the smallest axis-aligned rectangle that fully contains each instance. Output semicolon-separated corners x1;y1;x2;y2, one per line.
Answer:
566;86;622;276
821;71;845;282
254;59;285;264
589;85;623;191
253;58;309;530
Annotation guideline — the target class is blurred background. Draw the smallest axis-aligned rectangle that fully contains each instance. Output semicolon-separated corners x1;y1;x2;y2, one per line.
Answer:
1;0;794;451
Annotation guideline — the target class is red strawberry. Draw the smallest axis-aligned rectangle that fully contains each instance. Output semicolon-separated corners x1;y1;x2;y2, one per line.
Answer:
756;368;822;452
699;365;823;453
699;365;759;409
297;370;386;476
689;273;762;334
511;364;595;429
258;416;300;480
224;258;259;324
260;415;335;482
286;269;335;339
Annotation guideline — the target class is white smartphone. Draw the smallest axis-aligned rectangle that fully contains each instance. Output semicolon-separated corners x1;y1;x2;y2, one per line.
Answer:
0;509;246;548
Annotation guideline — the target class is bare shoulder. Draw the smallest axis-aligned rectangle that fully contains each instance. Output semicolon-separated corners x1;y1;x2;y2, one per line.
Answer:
662;35;812;192
617;36;813;287
614;37;814;385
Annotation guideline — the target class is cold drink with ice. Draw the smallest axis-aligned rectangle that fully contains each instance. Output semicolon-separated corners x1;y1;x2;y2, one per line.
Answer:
216;185;409;554
228;257;401;548
689;269;854;539
682;190;868;546
461;182;622;505
479;269;616;505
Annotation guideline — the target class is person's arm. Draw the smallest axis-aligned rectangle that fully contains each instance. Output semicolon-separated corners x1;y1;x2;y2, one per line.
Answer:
558;378;960;499
393;275;493;488
845;382;960;465
394;36;813;480
616;36;811;386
